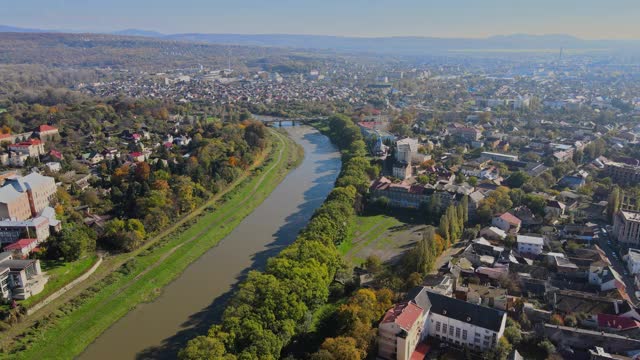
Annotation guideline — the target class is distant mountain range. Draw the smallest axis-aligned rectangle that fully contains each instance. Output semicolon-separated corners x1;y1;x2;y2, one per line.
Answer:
1;24;639;55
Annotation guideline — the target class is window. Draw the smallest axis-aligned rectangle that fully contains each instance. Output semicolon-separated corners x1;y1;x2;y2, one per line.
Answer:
436;322;441;332
449;326;454;336
456;328;461;338
442;324;447;334
462;330;468;340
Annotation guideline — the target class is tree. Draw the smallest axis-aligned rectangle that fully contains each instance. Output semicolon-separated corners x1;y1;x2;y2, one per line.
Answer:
312;337;363;360
504;325;522;346
538;339;556;358
607;186;621;221
364;255;383;275
179;336;235;360
505;171;530;188
550;314;564;325
48;224;96;261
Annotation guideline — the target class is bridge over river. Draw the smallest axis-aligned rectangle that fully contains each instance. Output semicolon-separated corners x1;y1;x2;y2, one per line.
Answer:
252;114;329;126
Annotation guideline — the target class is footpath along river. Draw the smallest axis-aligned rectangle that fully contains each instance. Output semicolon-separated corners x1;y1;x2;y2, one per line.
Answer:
78;124;341;359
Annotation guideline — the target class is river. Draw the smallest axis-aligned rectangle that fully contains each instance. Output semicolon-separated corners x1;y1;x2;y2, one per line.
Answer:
78;125;341;359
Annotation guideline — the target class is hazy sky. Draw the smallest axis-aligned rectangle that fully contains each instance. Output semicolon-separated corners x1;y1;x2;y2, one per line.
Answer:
5;0;640;39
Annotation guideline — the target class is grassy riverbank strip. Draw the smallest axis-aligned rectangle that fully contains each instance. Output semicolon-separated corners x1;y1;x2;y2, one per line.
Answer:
1;129;301;359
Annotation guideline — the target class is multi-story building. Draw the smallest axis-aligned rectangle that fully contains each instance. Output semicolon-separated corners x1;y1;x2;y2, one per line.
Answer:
0;252;47;300
5;172;57;217
378;302;425;360
379;289;507;360
604;160;640;186
517;235;544;256
395;138;423;165
449;126;482;142
8;139;45;158
613;210;640;246
0;186;32;221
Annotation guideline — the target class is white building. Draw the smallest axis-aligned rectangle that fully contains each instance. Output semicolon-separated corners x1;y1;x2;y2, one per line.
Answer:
395;138;420;164
517;235;544;256
379;288;507;359
613;210;640;246
425;291;507;351
589;265;624;292
624;248;640;275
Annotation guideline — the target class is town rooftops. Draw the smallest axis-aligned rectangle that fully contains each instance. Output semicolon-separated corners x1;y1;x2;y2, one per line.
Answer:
499;212;522;225
381;301;423;331
426;290;505;332
517;235;544;246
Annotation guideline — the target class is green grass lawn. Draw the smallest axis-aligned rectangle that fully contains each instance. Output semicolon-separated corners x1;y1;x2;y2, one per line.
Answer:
339;214;403;264
21;255;98;308
2;130;301;359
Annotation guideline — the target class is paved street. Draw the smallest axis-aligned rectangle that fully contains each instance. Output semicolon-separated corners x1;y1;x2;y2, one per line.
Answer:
597;230;638;303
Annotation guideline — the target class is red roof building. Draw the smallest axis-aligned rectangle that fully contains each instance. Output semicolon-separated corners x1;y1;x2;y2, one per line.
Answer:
38;125;58;134
4;238;39;258
379;302;425;360
597;313;640;331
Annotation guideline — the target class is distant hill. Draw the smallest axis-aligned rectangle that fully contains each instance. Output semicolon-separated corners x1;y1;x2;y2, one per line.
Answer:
0;25;51;33
1;24;639;55
111;29;165;37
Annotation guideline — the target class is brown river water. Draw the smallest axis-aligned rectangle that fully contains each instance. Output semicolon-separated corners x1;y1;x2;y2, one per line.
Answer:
78;125;341;359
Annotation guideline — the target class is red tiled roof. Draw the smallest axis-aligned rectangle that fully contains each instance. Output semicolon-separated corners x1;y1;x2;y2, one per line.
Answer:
0;133;11;139
49;149;63;159
357;121;376;130
410;343;430;360
4;238;37;251
382;302;423;331
130;152;143;157
597;313;640;331
39;124;58;132
499;212;522;225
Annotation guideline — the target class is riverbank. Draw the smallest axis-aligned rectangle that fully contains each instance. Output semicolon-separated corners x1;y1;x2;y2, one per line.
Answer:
0;129;301;359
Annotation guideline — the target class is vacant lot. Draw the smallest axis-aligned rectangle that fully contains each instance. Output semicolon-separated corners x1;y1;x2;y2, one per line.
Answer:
340;212;426;266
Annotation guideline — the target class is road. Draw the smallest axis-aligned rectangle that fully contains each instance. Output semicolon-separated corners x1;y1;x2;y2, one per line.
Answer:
597;231;638;303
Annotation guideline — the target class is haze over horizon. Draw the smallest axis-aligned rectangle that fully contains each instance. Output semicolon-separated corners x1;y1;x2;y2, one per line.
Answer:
5;0;640;40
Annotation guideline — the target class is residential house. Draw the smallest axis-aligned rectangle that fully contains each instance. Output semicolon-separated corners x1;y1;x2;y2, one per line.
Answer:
589;265;625;292
517;235;544;256
480;226;507;241
545;200;566;218
36;125;59;139
559;174;587;189
9;139;45;158
492;213;522;233
623;249;640;275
